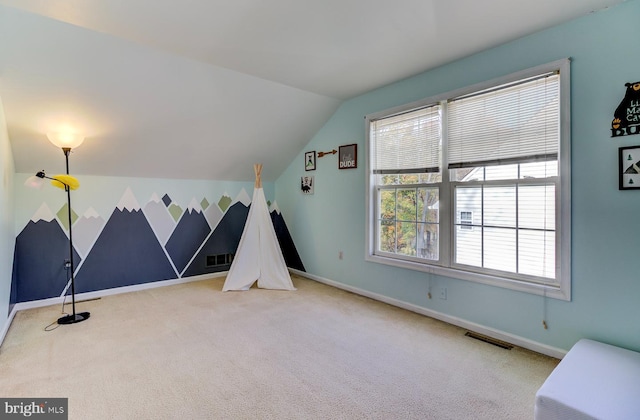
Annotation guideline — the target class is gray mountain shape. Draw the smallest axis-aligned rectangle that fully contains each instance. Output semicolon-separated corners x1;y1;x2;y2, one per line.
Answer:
73;213;105;259
144;199;176;245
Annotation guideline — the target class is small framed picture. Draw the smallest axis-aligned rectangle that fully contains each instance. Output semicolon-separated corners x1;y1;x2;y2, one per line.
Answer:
338;144;357;169
619;145;640;190
305;151;316;171
301;176;314;194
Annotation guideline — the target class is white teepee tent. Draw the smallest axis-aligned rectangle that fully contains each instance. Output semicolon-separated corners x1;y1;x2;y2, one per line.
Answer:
222;164;296;291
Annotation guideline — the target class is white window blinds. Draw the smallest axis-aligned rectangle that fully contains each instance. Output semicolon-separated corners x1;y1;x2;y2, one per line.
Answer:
447;72;560;169
371;105;441;174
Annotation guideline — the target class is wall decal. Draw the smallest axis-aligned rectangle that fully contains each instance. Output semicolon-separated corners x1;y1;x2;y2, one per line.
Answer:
12;185;306;303
218;194;232;212
74;207;105;259
235;189;252;207
611;81;640;137
305;151;316;171
318;149;337;157
619;145;640;189
183;200;249;277
204;202;224;230
270;203;305;271
74;188;177;293
166;199;211;274
144;193;177;245
56;203;78;231
301;176;314;194
339;144;358;169
168;203;183;221
11;203;82;302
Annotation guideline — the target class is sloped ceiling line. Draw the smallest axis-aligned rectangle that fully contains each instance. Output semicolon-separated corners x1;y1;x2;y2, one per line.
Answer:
0;0;626;181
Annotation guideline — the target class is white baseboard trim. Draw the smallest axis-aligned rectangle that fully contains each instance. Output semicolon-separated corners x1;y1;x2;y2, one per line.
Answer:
0;272;227;349
291;269;567;359
0;305;18;351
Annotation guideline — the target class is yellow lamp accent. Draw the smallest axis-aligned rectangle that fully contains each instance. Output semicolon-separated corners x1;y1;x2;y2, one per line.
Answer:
50;174;80;190
47;132;85;150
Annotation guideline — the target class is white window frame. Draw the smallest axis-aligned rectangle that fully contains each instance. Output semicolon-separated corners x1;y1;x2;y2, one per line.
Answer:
365;59;571;301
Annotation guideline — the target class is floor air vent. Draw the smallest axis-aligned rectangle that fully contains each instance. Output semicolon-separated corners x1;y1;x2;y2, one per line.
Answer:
465;331;513;350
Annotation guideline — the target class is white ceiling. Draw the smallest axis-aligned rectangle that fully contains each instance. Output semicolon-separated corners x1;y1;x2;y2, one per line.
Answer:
0;0;626;181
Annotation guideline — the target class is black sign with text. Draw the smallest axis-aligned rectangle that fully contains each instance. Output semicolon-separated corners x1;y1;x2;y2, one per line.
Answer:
611;81;640;137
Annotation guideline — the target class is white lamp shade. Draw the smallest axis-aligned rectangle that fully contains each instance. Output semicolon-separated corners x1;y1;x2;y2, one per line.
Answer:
47;132;85;149
24;175;44;189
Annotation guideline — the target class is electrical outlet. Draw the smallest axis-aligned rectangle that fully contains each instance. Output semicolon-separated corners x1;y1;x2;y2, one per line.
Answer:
439;287;447;300
338;251;343;260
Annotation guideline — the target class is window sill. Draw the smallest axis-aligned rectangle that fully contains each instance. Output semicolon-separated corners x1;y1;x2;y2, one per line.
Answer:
365;253;570;301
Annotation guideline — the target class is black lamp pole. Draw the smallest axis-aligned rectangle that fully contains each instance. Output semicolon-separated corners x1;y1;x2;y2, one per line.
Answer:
55;147;90;324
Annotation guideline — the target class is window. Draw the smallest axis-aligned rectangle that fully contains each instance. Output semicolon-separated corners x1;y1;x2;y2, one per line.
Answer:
459;211;473;230
366;59;571;300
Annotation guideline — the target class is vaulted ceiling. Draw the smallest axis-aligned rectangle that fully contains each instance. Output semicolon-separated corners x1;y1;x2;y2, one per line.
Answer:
0;0;626;181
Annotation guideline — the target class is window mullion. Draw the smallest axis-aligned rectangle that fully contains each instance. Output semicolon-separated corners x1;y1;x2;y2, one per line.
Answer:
480;184;484;269
393;188;397;254
515;181;520;275
440;100;452;267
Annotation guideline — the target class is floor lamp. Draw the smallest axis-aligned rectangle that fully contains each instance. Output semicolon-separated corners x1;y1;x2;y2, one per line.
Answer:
26;132;90;325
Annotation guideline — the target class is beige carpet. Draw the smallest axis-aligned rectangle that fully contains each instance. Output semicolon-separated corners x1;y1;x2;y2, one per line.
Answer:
0;275;558;419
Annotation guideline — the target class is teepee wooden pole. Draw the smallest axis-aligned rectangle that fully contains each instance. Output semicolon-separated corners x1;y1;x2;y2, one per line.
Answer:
254;164;263;188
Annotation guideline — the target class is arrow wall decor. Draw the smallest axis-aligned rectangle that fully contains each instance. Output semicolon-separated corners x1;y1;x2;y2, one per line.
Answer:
318;149;337;158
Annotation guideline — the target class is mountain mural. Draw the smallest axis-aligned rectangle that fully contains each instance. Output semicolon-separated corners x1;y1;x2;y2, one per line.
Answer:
73;207;105;259
183;200;249;277
165;198;211;274
204;200;223;230
74;188;177;293
12;185;305;303
218;194;233;212
270;202;306;272
144;193;176;245
11;203;82;303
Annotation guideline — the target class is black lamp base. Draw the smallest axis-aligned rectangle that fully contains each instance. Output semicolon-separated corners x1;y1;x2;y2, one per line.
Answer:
57;312;90;325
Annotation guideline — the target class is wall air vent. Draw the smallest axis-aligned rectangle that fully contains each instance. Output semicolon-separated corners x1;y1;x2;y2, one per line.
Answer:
206;254;234;267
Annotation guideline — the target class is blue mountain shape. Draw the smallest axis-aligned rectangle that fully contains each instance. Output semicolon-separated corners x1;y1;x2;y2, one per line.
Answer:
75;208;177;293
165;209;211;274
271;210;305;272
11;219;82;303
183;201;249;277
182;200;305;277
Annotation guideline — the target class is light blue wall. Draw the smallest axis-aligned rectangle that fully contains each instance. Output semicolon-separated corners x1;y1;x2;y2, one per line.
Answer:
275;0;640;352
0;96;15;319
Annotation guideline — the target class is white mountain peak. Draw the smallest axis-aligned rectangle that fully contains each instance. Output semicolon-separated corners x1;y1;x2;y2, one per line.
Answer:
270;200;281;214
83;207;101;219
116;187;141;211
235;188;251;207
148;193;161;203
186;198;203;213
31;202;55;223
